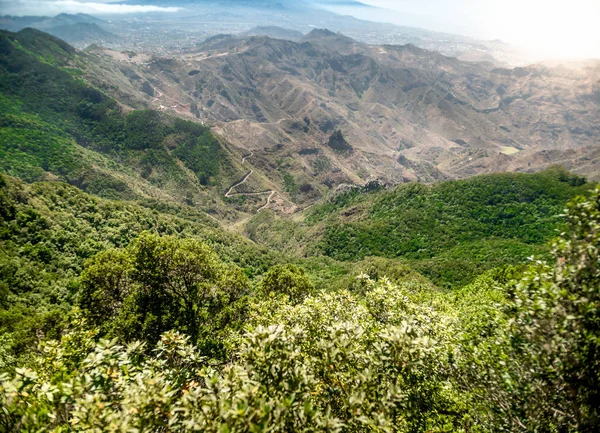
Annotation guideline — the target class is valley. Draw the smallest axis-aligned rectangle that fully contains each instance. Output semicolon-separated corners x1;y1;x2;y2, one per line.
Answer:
0;6;599;431
0;2;534;66
1;25;598;218
83;29;600;214
225;151;278;213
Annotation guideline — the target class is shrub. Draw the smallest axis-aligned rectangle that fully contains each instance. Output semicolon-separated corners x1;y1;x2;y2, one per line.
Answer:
260;264;315;304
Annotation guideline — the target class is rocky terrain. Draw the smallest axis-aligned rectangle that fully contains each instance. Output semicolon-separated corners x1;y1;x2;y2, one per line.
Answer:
8;24;595;212
80;29;599;210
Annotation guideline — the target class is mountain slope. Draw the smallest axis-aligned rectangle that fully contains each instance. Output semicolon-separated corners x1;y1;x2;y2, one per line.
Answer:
0;29;260;217
0;173;279;360
0;14;117;48
2;28;598;216
246;167;593;287
240;26;304;41
90;30;599;210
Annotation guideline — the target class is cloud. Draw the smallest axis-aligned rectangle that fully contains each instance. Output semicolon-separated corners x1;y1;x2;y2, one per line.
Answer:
0;0;181;16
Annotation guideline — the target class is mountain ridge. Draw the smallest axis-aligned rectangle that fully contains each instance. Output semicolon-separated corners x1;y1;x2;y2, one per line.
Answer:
0;13;117;48
91;29;598;200
2;28;599;217
240;26;305;41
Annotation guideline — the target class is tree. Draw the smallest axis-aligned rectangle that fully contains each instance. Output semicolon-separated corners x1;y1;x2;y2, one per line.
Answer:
464;188;600;431
260;264;315;304
78;249;133;330
506;187;600;431
78;232;249;347
327;129;352;153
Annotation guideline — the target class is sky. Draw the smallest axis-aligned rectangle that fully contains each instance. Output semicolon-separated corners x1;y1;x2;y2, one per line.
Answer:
339;0;600;59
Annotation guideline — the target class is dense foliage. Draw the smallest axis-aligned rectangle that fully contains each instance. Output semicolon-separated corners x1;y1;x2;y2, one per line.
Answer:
259;263;315;304
0;29;225;203
78;233;250;357
1;188;599;432
246;168;592;288
0;175;277;366
310;168;591;286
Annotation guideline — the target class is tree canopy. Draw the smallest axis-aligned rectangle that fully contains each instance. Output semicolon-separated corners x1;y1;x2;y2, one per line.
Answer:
2;187;600;432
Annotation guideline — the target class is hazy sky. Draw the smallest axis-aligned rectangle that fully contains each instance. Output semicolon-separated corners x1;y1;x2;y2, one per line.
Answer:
347;0;600;58
0;0;181;16
1;0;598;59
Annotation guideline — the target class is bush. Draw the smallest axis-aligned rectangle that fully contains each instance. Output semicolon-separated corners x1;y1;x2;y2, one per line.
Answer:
78;232;250;351
3;189;600;431
260;264;315;304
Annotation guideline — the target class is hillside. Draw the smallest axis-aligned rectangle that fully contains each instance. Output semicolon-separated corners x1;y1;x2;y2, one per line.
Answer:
240;26;304;41
5;29;595;214
246;168;592;287
0;29;276;218
82;30;600;212
0;172;434;362
0;14;117;48
2;167;592;363
1;26;600;432
2;172;599;431
0;174;279;359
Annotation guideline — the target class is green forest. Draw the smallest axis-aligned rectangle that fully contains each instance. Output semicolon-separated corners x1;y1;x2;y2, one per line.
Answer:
0;29;225;204
1;28;599;433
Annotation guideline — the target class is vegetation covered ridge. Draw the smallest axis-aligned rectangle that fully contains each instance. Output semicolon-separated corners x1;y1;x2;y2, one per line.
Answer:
1;183;599;432
248;167;592;287
0;28;235;209
0;174;280;364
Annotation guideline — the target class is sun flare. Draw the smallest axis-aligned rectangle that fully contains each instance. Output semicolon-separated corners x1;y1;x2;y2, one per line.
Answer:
363;0;600;59
474;0;600;58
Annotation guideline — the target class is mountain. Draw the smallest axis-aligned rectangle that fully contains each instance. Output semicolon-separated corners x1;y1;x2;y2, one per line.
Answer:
29;1;529;66
2;27;595;281
81;29;599;211
2;26;600;432
41;23;118;47
3;26;595;256
240;26;304;41
246;167;590;287
0;13;102;31
5;27;596;217
0;13;117;48
0;29;257;217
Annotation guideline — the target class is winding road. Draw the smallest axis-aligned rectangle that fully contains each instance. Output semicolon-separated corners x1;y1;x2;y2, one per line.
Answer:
225;170;254;197
241;150;254;164
225;151;276;212
257;191;276;212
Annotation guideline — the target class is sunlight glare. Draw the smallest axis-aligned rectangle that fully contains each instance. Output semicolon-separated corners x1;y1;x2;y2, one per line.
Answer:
472;0;600;58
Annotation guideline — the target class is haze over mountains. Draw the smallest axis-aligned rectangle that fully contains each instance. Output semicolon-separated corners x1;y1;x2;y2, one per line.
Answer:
0;0;598;211
0;13;117;48
0;0;530;65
